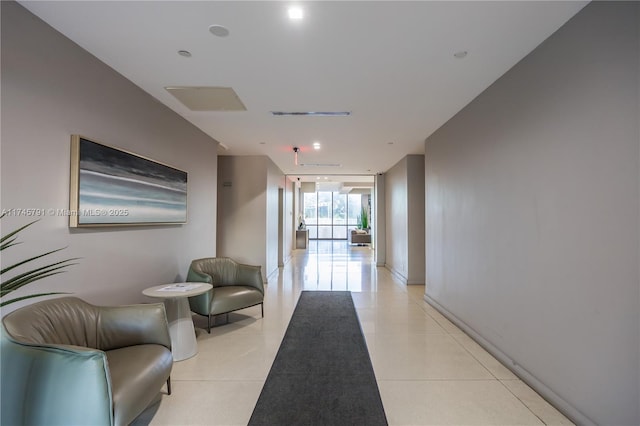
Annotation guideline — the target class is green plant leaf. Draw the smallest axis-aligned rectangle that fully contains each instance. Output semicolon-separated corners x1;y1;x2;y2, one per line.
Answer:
0;292;69;308
0;215;77;306
0;219;38;246
2;262;78;292
1;237;21;251
1;247;69;276
358;206;369;229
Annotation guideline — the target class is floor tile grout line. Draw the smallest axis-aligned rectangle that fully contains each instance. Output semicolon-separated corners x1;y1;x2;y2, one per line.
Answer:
449;332;504;381
497;379;549;425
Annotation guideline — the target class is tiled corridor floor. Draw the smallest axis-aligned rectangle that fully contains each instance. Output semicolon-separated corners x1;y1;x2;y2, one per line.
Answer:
134;241;573;425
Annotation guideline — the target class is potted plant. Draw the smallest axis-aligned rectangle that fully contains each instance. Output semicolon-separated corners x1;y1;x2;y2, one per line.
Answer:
1;213;77;307
357;206;369;231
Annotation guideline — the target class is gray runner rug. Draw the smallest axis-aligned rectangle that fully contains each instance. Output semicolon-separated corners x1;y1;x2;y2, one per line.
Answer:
248;291;387;426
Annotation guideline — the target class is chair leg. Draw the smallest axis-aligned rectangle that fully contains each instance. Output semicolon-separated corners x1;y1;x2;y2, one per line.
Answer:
207;315;211;334
261;303;264;318
167;377;172;395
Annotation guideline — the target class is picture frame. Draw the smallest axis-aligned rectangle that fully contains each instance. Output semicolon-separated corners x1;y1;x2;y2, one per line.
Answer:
69;135;187;227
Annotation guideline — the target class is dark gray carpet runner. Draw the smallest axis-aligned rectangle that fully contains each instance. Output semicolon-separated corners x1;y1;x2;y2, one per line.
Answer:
249;291;387;425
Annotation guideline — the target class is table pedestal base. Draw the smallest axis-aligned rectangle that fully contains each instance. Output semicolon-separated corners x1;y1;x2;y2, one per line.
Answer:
164;298;198;361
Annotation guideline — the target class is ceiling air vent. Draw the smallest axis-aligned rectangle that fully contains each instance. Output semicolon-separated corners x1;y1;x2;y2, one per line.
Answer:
271;111;350;117
299;163;341;167
165;87;246;111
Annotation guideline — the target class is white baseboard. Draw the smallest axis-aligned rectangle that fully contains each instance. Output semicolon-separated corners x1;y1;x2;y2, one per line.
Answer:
266;266;279;284
385;264;407;285
423;294;595;426
278;254;292;268
384;266;423;285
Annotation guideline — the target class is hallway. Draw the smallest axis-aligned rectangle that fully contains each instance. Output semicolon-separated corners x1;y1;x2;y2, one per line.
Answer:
135;241;573;425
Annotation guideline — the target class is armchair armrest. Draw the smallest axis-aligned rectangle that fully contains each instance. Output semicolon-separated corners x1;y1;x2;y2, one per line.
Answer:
1;332;113;426
237;263;264;294
98;303;171;351
187;266;213;315
187;267;213;284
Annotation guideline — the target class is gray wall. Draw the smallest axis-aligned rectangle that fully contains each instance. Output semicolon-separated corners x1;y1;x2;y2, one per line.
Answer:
283;179;294;264
266;159;285;279
217;156;285;282
385;155;426;284
1;1;219;312
374;174;386;266
407;155;425;284
386;159;409;280
424;2;639;425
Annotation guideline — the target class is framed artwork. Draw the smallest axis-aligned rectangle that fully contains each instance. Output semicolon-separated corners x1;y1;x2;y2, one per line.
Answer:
69;135;187;227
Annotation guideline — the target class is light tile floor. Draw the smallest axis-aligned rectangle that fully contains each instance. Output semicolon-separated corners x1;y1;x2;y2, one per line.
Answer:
134;241;573;425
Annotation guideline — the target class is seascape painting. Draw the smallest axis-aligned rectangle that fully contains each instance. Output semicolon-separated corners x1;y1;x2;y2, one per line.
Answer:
69;136;187;227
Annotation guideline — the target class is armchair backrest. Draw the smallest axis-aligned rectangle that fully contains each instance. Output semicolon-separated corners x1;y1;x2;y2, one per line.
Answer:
2;296;171;351
2;297;100;348
187;257;264;293
189;257;240;287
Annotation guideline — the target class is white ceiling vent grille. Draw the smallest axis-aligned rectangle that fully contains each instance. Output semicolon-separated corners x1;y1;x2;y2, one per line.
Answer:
299;163;341;167
271;111;350;117
165;87;247;111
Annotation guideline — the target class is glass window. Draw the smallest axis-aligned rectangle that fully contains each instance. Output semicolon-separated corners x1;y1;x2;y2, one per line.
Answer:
317;226;332;239
333;226;347;239
303;191;369;240
307;225;317;239
347;194;361;226
304;193;317;225
333;193;347;225
317;192;332;225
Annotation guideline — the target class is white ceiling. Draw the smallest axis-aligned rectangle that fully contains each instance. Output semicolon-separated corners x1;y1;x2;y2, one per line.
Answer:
20;1;587;183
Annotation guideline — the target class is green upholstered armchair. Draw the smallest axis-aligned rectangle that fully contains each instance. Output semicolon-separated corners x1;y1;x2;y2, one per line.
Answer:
187;257;264;333
1;297;173;426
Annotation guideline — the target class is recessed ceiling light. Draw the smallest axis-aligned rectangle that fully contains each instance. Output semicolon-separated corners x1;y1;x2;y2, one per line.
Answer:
316;177;320;180
454;51;468;59
209;25;230;37
313;142;321;150
178;50;192;57
288;6;304;20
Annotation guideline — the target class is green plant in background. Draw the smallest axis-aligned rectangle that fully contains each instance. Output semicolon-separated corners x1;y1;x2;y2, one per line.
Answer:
357;206;369;230
1;213;77;307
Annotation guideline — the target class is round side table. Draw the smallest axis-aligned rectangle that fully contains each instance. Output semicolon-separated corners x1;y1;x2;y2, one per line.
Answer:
143;283;212;361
